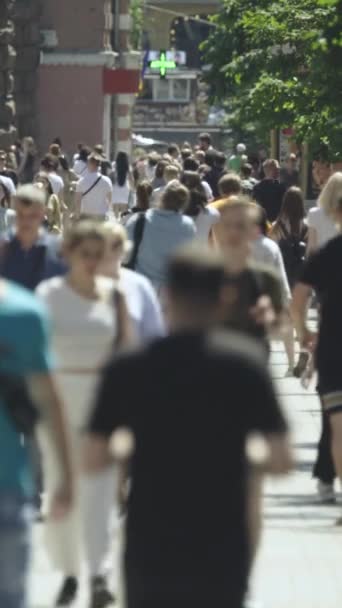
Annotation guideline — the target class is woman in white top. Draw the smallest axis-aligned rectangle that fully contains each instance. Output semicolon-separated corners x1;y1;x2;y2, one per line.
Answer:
111;151;134;218
0;178;15;234
36;221;132;607
184;189;220;242
307;172;342;254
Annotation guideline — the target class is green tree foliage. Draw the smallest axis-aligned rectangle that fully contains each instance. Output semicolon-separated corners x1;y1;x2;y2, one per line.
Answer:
130;0;144;50
202;0;342;159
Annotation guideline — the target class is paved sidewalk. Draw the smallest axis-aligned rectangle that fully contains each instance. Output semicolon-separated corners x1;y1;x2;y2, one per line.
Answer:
252;343;342;608
29;341;341;607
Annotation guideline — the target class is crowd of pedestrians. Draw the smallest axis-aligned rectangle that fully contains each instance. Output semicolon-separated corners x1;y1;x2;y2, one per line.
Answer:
0;131;341;608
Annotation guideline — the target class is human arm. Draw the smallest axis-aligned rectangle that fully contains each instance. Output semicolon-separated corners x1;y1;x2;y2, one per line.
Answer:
139;277;165;340
243;356;292;475
74;191;82;219
291;282;315;349
27;372;73;517
306;226;318;256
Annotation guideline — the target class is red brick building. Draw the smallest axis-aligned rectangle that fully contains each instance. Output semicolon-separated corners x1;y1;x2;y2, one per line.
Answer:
38;0;140;157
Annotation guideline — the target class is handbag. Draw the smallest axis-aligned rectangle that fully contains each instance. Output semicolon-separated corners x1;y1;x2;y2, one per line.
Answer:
124;212;146;270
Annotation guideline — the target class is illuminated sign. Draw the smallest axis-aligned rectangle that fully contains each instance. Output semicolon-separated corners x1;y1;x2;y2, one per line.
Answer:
148;50;186;78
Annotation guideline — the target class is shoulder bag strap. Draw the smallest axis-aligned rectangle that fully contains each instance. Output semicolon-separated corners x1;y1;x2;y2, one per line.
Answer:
127;213;146;270
81;175;102;198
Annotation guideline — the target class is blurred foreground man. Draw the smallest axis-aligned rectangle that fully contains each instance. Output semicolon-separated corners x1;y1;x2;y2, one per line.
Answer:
0;278;72;607
85;246;291;608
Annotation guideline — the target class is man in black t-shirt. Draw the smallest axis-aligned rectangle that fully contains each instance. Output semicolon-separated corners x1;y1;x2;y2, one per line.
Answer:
253;159;286;222
86;246;291;608
216;197;284;348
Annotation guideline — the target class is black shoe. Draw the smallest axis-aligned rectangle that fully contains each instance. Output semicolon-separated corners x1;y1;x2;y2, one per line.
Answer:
56;576;78;606
91;576;116;608
293;351;309;378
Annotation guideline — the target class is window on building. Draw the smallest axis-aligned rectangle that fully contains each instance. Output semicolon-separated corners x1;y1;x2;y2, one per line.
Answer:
152;79;190;102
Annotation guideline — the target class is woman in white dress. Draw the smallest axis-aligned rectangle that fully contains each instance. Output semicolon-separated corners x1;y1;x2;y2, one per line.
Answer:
111;151;134;218
36;220;132;607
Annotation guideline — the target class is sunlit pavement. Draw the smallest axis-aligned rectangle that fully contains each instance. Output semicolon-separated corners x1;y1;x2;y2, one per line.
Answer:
29;340;342;607
252;342;342;608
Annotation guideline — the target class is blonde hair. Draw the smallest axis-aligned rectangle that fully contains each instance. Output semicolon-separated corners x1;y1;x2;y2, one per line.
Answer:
318;172;342;217
64;220;108;252
164;164;180;181
103;222;132;256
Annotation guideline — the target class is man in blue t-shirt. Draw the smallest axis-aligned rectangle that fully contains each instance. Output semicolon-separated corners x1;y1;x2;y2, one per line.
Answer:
0;184;66;291
0;279;72;608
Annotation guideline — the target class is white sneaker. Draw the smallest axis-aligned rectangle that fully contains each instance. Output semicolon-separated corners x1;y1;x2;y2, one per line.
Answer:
317;481;336;503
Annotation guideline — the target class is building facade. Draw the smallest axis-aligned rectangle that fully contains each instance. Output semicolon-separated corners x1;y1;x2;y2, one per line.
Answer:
38;0;140;157
133;0;223;146
0;0;140;156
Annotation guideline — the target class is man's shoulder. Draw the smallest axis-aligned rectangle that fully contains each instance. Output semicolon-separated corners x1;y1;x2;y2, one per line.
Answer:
181;215;196;230
2;280;47;321
205;329;267;373
120;267;154;293
101;175;112;188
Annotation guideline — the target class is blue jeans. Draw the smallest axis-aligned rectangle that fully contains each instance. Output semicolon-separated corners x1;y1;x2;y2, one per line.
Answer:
0;492;32;608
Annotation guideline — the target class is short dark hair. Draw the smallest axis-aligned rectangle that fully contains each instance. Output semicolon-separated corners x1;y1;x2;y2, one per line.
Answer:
167;244;225;306
79;146;91;162
41;153;59;172
167;143;180;157
218;173;242;196
241;163;252;178
161;181;189;212
183;157;200;172
215;152;226;168
199;133;211;145
205;150;217;167
181;148;192;162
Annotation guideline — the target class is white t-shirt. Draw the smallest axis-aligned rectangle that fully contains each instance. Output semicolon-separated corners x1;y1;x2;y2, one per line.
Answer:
119;268;165;341
307;206;338;247
36;275;117;428
112;180;131;205
251;235;291;302
202;180;213;202
0;175;15;196
73;159;88;177
195;206;220;241
76;172;113;216
48;172;64;196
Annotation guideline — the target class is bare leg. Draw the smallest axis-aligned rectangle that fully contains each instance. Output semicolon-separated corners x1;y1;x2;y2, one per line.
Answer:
330;412;342;483
246;470;263;569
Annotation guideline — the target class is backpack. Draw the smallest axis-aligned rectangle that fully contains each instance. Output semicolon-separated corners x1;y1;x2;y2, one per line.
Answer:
278;221;306;285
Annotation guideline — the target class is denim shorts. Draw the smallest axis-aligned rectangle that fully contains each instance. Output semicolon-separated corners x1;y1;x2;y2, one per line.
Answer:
0;492;32;608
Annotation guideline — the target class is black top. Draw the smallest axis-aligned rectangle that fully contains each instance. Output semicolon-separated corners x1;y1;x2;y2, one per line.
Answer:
253;179;286;222
300;234;342;389
205;167;226;199
224;265;284;342
0;169;18;187
89;330;287;580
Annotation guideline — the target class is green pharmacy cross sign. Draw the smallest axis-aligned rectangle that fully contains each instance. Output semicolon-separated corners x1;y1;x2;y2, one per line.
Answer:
149;51;177;78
